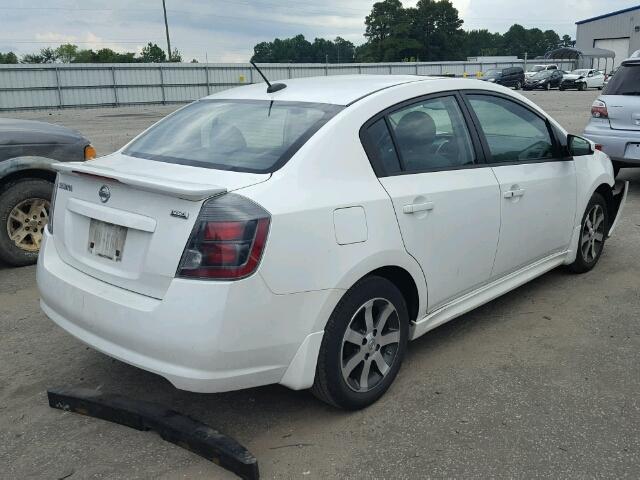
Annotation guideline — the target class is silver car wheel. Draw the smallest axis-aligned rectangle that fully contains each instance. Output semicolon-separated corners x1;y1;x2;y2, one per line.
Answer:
7;198;49;252
340;297;401;393
580;204;605;263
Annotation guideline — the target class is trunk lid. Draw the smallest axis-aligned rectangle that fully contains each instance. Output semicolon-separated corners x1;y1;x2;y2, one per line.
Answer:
603;95;640;131
51;153;270;299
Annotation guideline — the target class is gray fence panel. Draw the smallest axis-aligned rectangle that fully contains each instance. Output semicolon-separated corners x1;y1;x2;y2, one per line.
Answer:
0;59;576;111
62;87;115;106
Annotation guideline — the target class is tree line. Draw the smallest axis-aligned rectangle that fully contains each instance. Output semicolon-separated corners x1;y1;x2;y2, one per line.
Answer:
251;0;574;63
0;42;190;64
1;0;575;65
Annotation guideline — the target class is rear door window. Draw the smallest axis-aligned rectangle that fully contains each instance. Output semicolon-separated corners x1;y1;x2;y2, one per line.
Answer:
604;64;640;95
123;100;342;173
387;96;476;172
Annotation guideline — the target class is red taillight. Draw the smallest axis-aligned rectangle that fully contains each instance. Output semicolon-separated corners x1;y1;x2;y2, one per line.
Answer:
595;144;603;151
591;99;608;118
204;221;247;241
177;194;270;280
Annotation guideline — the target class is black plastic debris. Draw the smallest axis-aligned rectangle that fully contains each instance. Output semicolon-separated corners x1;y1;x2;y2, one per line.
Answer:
47;387;259;480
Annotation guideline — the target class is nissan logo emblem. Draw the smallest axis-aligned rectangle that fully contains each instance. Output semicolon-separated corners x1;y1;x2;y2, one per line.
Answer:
98;185;111;203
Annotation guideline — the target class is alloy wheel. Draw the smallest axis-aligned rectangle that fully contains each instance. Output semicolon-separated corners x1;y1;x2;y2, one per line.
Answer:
580;204;605;263
340;298;401;393
7;198;49;252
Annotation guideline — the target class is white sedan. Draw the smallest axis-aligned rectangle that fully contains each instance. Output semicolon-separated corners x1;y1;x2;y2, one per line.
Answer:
38;75;627;410
560;69;605;90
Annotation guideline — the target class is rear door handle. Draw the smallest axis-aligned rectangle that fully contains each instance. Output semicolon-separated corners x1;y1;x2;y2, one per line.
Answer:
403;202;434;214
503;189;525;199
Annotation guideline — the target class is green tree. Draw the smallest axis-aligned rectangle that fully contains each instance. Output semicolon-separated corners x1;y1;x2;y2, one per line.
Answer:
411;0;465;61
170;48;182;62
500;24;528;57
21;47;57;63
73;49;97;63
360;0;418;61
561;34;574;47
55;43;78;63
0;51;18;64
140;42;166;63
464;29;502;57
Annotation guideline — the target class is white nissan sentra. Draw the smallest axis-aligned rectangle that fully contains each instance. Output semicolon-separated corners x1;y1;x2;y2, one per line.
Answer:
38;75;628;410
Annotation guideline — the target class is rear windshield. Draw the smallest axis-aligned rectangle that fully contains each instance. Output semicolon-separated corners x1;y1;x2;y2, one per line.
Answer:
604;64;640;95
123;99;343;173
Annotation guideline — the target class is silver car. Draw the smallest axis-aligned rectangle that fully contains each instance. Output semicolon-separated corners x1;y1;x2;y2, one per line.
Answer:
583;57;640;175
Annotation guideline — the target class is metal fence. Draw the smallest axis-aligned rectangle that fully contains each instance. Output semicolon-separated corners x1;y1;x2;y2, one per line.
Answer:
0;59;575;111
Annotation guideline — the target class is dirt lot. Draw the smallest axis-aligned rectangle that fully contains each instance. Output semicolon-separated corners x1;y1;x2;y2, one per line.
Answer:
2;89;639;479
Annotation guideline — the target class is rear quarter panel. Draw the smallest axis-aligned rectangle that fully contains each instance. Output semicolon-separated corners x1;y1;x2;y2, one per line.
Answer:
238;84;443;318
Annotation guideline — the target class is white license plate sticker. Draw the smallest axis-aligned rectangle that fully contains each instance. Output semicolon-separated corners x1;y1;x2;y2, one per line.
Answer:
88;219;127;261
625;143;640;160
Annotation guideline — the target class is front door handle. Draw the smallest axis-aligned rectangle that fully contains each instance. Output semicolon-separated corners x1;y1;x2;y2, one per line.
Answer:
503;188;525;199
403;202;435;214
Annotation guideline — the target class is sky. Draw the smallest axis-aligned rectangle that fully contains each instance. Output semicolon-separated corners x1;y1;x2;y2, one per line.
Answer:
0;0;637;62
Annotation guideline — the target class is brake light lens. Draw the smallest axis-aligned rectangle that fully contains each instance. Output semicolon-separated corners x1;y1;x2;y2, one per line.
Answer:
591;99;608;118
177;194;270;280
595;144;603;151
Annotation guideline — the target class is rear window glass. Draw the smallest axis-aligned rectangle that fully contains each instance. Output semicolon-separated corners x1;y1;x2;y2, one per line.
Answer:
604;64;640;95
123;99;342;173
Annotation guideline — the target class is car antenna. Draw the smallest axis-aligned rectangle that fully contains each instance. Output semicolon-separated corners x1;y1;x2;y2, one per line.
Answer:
250;61;287;93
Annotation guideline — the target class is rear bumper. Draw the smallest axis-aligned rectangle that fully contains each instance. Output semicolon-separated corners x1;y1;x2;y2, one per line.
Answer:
37;230;341;393
584;123;640;165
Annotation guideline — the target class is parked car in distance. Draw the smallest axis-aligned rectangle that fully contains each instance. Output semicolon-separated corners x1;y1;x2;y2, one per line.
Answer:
525;64;558;78
38;75;627;410
523;69;564;90
480;66;525;89
560;69;605;91
0;119;94;266
584;57;640;175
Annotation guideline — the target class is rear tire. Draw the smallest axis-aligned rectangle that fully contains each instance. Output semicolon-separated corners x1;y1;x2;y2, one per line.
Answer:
568;193;608;274
311;276;409;410
515;81;522;90
559;86;565;91
0;179;52;267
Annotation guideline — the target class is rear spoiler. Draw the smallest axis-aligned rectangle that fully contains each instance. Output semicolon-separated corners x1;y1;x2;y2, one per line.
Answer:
53;162;226;201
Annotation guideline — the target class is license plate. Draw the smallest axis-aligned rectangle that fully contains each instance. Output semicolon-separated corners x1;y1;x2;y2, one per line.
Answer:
625;143;640;160
88;219;127;261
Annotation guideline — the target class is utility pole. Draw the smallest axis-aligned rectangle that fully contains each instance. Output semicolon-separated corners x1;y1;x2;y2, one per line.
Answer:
162;0;172;61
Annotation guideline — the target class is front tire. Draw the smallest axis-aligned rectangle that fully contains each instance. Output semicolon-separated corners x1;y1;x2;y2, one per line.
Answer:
568;193;608;274
311;276;409;410
515;81;522;90
578;82;586;91
0;179;52;266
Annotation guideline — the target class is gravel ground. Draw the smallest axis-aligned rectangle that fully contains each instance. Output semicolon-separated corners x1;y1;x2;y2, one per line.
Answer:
1;89;639;479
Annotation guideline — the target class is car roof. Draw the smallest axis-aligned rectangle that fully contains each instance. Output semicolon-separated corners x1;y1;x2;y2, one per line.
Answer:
204;75;436;106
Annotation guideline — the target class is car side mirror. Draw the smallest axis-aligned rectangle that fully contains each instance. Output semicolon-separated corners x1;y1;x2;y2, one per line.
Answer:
568;134;593;156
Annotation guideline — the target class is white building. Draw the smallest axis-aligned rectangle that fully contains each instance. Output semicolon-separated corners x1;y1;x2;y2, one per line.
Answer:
576;5;640;70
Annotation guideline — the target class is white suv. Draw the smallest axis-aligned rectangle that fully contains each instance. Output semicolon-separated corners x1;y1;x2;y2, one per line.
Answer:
38;76;627;410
